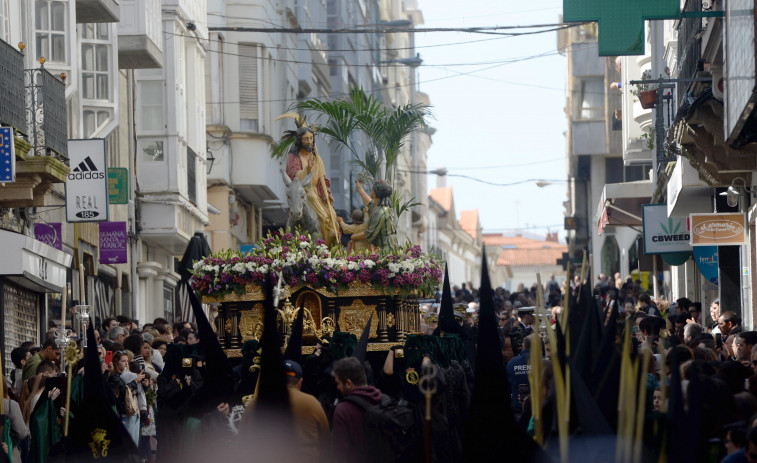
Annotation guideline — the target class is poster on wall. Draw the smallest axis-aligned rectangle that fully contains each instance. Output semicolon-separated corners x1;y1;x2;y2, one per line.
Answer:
99;221;127;264
66;139;109;222
642;204;692;254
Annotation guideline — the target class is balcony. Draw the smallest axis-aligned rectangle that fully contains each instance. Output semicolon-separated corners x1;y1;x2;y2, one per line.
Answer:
0;42;26;133
0;44;70;208
139;193;206;254
26;68;68;159
76;0;120;23
118;0;163;68
229;133;285;205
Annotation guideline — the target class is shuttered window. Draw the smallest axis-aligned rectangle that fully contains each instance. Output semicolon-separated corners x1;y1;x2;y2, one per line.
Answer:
238;43;258;131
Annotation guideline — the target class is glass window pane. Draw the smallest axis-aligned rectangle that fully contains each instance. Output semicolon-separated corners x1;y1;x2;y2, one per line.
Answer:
141;81;161;101
51;2;65;31
96;45;108;71
83;110;95;137
35;1;48;30
97;23;108;39
82;74;94;99
143;108;163;130
83;23;94;39
35;35;48;60
97;111;109;126
51;34;65;61
81;44;93;70
96;75;108;99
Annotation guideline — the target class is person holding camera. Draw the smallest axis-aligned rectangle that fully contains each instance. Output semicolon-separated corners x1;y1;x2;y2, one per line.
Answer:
106;350;146;446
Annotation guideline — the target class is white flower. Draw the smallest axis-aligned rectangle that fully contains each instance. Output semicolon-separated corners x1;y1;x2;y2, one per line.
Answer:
192;261;203;270
232;263;246;274
364;260;376;268
388;262;402;274
299;241;309;249
258;264;268;274
347;261;360;271
246;262;256;272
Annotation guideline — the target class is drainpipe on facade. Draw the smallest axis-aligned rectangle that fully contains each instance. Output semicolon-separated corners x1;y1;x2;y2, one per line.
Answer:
128;70;140;319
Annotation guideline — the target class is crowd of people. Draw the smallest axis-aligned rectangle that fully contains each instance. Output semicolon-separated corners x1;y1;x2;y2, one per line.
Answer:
2;316;201;462
4;267;757;463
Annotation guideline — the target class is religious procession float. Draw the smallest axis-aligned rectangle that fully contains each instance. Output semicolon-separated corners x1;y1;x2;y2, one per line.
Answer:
192;232;443;357
192;91;440;357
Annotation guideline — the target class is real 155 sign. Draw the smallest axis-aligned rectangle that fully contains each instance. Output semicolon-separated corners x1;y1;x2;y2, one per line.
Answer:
66;139;109;222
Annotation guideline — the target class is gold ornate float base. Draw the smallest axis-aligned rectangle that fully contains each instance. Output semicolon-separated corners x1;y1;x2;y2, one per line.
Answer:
203;283;421;352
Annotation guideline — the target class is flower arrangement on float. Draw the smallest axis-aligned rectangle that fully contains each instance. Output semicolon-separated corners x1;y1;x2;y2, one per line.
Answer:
191;230;443;299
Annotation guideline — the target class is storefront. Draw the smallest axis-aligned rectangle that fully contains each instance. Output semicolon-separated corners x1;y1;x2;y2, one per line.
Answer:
0;229;72;372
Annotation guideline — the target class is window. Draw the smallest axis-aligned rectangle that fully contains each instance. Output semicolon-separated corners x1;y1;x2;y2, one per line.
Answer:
82;109;110;137
35;0;67;63
187;147;197;205
576;77;604;120
140;81;164;131
238;43;259;132
0;0;9;43
81;24;110;100
605;157;623;184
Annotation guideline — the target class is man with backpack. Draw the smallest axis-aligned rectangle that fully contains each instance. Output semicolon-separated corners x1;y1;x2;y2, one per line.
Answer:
331;357;383;463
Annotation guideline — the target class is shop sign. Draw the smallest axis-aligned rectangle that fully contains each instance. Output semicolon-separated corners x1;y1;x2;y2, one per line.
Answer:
108;168;129;205
34;222;62;250
563;0;679;56
0;127;15;183
66;139;109;222
642;204;692;254
99;221;127;264
693;246;718;285
689;213;746;246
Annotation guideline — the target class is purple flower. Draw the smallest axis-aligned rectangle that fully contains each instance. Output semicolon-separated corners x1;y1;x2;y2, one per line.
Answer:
306;273;319;284
340;272;355;284
358;269;372;284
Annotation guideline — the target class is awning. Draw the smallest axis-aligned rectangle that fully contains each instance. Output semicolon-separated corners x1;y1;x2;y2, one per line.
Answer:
0;229;73;293
597;180;653;234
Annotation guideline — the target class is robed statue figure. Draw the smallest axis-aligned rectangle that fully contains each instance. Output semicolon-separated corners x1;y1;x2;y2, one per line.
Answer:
285;127;341;247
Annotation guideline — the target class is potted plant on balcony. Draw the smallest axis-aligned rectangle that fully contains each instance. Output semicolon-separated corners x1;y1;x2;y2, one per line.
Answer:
631;70;658;109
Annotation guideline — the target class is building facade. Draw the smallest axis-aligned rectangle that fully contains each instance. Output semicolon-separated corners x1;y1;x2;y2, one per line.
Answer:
568;0;757;327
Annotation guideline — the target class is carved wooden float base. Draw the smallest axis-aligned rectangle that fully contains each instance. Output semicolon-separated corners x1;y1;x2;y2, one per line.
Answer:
205;283;420;353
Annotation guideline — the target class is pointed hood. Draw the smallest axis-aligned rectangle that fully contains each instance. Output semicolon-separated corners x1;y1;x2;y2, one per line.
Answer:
185;279;234;408
249;278;291;418
179;232;212;281
435;266;461;336
283;301;305;363
463;248;544;462
57;323;140;462
353;314;373;363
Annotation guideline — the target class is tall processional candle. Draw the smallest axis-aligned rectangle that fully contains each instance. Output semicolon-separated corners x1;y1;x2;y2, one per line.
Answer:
79;264;86;305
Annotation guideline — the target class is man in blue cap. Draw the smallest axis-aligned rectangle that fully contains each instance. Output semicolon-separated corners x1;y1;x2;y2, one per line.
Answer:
284;359;331;462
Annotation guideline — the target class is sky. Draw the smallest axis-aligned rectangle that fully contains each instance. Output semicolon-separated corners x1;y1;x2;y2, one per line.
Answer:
414;0;567;240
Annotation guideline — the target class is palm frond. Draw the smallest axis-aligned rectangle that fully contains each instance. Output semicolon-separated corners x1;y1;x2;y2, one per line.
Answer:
392;190;421;219
270;130;297;160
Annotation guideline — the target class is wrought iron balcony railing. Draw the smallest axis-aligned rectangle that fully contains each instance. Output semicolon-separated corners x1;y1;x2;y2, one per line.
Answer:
25;67;68;160
0;40;26;133
677;0;704;104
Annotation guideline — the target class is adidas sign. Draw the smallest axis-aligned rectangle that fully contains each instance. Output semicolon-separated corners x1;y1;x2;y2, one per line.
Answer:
68;156;105;180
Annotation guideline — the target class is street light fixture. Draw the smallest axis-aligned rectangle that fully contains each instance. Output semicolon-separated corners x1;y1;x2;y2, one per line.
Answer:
719;176;753;207
380;53;423;67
